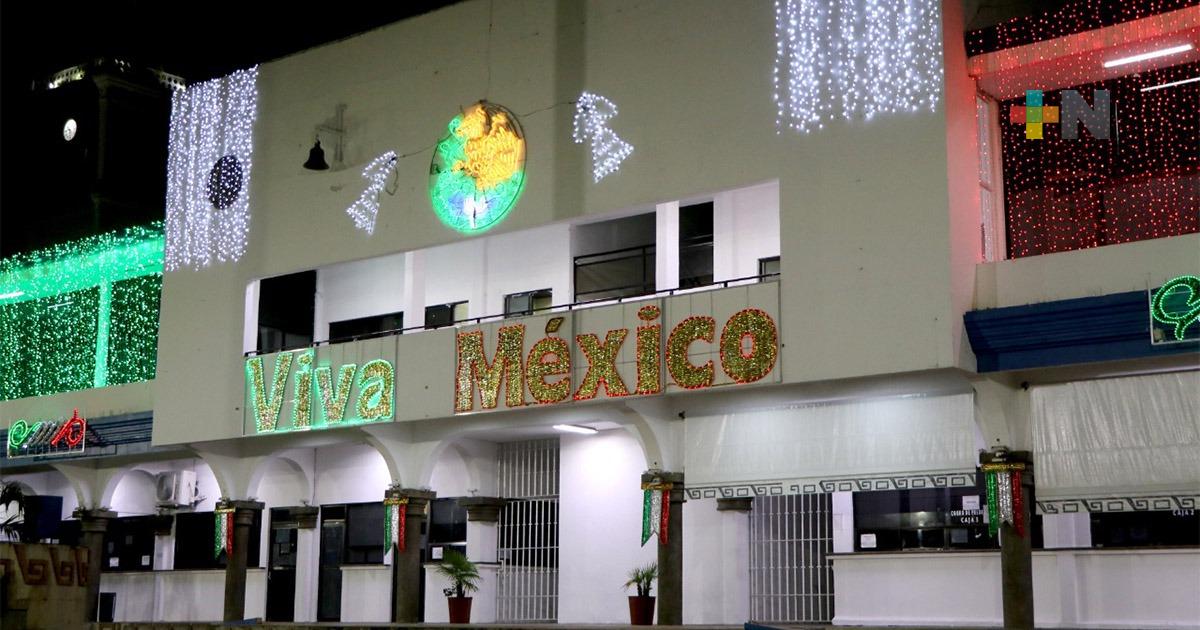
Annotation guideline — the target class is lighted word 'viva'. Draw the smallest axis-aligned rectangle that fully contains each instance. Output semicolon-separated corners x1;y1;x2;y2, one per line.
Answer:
455;305;778;412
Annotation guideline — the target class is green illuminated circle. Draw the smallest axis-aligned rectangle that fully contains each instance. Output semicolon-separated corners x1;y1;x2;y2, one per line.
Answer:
428;102;526;234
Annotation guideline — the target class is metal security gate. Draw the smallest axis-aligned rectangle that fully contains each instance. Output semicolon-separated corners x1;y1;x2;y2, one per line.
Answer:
750;493;834;622
496;438;559;622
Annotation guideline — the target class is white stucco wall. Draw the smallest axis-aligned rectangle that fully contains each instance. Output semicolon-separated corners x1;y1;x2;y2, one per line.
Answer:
151;0;972;446
558;429;657;622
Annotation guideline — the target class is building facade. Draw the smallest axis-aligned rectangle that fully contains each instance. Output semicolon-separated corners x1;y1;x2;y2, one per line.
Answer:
2;0;1197;627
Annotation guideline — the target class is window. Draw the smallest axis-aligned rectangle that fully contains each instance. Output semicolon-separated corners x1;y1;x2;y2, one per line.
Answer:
429;498;468;546
999;63;1199;258
852;482;1042;552
573;246;655;302
572;212;657;302
976;94;1004;262
679;201;714;289
257;271;316;353
103;516;157;572
338;502;385;565
1091;509;1199;548
328;311;403;341
758;256;780;278
173;510;262;570
425;301;468;329
504;289;552;317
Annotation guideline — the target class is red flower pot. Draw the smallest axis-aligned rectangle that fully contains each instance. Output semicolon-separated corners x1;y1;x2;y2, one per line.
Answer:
628;595;655;625
447;596;473;623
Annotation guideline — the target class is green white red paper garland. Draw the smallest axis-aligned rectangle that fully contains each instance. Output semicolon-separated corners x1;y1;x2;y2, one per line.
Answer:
982;462;1026;538
384;496;408;553
640;481;671;546
214;506;235;558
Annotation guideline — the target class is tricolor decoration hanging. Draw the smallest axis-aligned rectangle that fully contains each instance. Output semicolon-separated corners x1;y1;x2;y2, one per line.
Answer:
214;505;235;558
983;462;1026;538
383;496;408;553
640;481;672;546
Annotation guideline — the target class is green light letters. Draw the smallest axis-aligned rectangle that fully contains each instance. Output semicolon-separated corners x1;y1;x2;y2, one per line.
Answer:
246;350;394;434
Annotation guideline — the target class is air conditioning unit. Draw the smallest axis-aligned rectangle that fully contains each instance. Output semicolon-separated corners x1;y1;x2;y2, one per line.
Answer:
155;471;197;507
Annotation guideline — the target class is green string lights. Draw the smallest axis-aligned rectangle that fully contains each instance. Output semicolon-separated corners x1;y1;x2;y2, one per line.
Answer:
1151;275;1200;342
0;224;164;401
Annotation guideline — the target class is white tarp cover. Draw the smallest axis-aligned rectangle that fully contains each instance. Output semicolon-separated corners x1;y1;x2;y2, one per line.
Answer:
685;393;976;487
1032;371;1200;499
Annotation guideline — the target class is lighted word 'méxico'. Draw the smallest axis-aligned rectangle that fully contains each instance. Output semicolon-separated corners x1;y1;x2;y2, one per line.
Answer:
6;409;87;459
455;306;778;412
246;351;394;434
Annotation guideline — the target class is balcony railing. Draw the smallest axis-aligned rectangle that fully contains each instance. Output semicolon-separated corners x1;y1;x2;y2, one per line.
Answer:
244;271;780;357
573;244;656;303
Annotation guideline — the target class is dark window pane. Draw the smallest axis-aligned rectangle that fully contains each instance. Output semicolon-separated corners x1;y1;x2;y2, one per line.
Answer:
328;311;403;341
679;202;713;288
257;271;316;353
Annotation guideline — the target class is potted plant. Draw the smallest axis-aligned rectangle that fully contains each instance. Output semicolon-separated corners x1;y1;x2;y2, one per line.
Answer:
624;562;658;625
434;550;480;623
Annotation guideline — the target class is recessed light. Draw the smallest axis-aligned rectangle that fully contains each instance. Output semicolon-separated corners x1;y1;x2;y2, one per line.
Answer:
1104;44;1193;69
553;424;598;435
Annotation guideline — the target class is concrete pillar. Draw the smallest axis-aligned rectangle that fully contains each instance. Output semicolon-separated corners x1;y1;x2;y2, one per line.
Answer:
460;497;505;562
716;498;751;623
74;508;115;623
981;449;1034;630
390;488;435;623
402;250;426;330
460;497;505;623
293;506;320;622
655;201;680;291
220;499;264;622
643;471;683;625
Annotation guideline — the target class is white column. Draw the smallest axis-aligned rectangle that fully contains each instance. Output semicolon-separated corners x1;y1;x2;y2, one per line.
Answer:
460;498;504;623
293;526;319;621
243;280;261;353
313;270;329;341
718;502;751;623
712;191;736;282
832;491;855;553
655;201;680;291
402;250;426;329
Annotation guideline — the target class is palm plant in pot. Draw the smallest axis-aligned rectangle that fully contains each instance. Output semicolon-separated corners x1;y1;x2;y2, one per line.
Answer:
435;550;480;623
624;562;658;625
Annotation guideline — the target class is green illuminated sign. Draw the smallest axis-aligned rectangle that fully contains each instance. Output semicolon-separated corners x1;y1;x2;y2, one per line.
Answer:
1150;275;1200;343
246;349;394;434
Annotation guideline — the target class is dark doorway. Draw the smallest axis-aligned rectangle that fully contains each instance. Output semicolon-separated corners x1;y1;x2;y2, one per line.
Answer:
317;506;346;622
266;508;299;622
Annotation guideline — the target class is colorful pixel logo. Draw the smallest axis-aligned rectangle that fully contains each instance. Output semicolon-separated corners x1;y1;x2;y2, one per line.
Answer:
1009;89;1110;140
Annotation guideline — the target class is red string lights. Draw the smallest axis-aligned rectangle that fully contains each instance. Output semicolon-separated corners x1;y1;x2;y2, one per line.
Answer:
999;62;1199;258
969;1;1200;259
967;0;1197;56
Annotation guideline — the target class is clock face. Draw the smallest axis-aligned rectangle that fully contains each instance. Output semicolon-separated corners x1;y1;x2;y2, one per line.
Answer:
62;118;77;142
428;102;526;234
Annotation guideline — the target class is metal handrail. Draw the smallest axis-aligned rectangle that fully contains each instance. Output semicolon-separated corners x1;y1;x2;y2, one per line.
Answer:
244;271;780;357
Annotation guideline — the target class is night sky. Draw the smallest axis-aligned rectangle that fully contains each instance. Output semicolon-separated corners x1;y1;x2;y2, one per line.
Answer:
0;0;460;256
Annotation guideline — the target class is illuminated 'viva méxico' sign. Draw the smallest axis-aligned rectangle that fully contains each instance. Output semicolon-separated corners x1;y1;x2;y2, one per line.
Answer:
246;349;394;434
454;305;778;412
244;285;781;434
